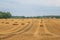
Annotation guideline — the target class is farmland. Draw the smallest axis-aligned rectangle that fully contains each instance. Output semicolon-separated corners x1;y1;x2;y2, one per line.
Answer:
0;18;60;40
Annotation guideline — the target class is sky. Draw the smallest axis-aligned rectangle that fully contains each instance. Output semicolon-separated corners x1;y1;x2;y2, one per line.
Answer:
0;0;60;16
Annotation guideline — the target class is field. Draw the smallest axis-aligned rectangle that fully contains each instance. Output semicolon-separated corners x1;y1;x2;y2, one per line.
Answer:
0;18;60;40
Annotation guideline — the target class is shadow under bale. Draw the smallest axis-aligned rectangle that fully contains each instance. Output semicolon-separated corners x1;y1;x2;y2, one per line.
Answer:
12;24;19;25
5;22;9;24
21;23;25;25
40;25;44;27
1;22;4;23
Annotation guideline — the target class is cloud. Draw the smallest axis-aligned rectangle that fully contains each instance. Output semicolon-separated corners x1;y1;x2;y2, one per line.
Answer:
11;0;60;7
0;0;60;16
1;0;60;7
1;0;60;8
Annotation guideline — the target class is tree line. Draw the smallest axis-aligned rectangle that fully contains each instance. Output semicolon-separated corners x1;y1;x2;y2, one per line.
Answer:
0;11;60;18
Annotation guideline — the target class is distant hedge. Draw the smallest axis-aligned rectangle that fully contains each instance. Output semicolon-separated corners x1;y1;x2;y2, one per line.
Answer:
43;16;60;18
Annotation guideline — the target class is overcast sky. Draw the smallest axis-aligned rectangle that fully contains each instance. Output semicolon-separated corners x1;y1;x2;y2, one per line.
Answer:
0;0;60;16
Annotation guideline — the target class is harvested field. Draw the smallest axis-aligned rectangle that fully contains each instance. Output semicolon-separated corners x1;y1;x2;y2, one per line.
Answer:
0;18;60;40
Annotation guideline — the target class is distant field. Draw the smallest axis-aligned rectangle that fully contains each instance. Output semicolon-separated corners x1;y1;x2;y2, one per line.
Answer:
0;18;60;40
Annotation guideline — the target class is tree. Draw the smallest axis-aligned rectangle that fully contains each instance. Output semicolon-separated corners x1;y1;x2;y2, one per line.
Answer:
0;11;12;18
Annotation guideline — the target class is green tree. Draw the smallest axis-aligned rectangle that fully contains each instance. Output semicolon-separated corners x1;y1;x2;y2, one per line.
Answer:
0;11;12;18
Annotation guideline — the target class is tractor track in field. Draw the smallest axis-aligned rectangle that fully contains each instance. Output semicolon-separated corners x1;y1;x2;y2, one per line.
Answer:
0;19;60;40
0;21;34;39
44;19;60;37
34;19;60;38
